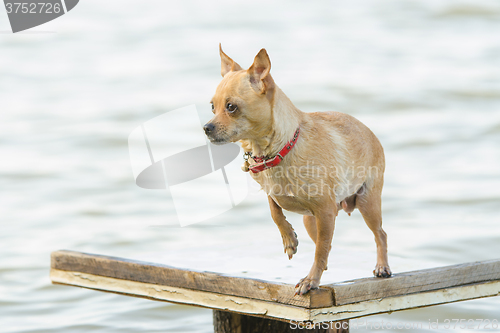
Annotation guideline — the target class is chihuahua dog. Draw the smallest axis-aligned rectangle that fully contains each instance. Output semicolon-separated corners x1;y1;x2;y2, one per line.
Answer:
204;45;391;295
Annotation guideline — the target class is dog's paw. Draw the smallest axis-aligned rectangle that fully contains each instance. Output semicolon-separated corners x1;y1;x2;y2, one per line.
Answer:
294;276;319;295
373;265;392;278
283;231;299;260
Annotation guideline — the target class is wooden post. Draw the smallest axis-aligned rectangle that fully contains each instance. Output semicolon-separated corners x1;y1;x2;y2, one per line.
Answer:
213;310;349;333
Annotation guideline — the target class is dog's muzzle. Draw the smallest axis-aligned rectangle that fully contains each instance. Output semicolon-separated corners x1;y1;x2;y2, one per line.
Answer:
203;122;227;145
203;123;215;135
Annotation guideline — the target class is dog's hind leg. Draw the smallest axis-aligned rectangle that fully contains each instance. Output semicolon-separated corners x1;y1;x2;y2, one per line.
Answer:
268;196;299;260
356;182;391;278
304;215;331;271
303;216;317;244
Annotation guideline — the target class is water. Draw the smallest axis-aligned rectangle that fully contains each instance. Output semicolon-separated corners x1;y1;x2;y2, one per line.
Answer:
1;0;500;332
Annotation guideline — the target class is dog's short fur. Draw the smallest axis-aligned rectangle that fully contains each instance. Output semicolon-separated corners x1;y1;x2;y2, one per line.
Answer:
204;46;391;295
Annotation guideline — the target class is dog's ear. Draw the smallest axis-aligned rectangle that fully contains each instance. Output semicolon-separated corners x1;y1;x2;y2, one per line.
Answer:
220;44;242;77
248;48;274;95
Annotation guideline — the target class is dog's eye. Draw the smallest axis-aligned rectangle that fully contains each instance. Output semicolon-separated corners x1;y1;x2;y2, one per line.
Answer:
211;103;214;113
226;103;238;113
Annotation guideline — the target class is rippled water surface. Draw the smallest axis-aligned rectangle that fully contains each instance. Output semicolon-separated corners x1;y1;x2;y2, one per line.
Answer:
1;0;500;332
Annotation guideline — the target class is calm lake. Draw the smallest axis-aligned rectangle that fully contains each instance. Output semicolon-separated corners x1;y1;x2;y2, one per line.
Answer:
1;0;499;332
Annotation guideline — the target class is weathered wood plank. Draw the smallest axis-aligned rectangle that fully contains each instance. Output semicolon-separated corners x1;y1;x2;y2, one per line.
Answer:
311;280;500;322
50;269;311;322
50;268;500;323
51;250;333;308
324;259;500;305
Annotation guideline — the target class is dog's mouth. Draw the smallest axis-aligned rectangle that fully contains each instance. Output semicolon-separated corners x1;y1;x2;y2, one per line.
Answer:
208;136;229;145
206;130;239;145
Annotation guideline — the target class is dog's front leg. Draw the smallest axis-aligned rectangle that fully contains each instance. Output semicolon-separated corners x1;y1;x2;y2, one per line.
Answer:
267;196;299;259
295;204;336;295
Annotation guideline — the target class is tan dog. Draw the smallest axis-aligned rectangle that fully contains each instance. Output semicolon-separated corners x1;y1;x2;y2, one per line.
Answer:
204;45;391;295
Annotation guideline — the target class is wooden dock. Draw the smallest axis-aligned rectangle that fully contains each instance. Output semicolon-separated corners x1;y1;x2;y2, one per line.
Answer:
50;250;500;332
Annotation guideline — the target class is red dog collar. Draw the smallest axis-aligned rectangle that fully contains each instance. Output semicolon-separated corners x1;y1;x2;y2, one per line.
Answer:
245;127;300;173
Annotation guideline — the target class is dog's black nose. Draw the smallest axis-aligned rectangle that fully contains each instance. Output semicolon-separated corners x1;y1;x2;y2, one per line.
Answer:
203;123;215;135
